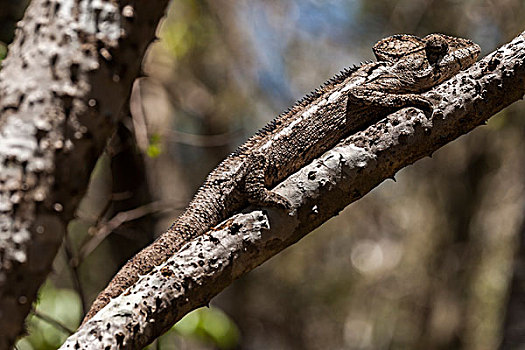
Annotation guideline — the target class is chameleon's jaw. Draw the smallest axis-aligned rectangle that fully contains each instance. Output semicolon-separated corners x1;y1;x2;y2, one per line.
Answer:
459;42;481;69
437;41;481;75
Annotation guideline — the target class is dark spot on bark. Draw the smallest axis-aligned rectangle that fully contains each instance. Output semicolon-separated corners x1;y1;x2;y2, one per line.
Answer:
70;63;80;83
229;222;241;235
93;8;102;29
50;54;58;67
59;33;71;47
34;23;41;34
133;323;140;333
106;323;111;330
160;266;173;277
155;297;162;309
61;95;73;119
54;2;61;15
35;129;47;142
75;342;80;349
182;277;192;289
308;171;316;180
50;54;59;79
115;332;124;346
488;57;500;71
18;93;26;106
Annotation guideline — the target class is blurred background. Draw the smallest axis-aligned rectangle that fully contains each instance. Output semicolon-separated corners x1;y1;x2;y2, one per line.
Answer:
2;0;525;349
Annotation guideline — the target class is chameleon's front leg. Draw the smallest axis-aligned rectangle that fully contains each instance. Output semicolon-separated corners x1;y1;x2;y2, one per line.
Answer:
347;87;433;114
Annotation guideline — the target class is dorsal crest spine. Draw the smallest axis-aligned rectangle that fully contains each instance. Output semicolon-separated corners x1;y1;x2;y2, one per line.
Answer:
231;64;362;156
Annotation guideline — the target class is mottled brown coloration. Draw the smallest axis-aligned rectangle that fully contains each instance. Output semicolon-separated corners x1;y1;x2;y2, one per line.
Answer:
84;33;480;321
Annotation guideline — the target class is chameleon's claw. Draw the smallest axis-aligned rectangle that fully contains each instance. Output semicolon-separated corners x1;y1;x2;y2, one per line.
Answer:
418;98;434;115
247;189;293;211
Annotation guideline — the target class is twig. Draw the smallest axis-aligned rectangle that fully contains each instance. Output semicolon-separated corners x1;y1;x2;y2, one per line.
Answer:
76;201;171;265
63;233;88;316
32;310;75;335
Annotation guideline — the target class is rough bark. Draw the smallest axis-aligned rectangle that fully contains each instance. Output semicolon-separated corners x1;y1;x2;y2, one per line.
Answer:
0;0;169;347
59;31;525;349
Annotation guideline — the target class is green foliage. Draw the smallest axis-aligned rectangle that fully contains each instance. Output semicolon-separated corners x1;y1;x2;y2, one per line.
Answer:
15;283;82;350
147;133;162;158
0;42;7;61
160;0;215;60
156;307;240;349
162;20;193;59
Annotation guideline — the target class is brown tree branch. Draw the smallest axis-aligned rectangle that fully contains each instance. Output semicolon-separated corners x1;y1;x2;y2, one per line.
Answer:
59;31;525;350
0;0;169;347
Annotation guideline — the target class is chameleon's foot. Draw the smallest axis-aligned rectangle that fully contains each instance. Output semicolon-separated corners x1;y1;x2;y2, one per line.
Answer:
247;190;292;210
413;96;434;117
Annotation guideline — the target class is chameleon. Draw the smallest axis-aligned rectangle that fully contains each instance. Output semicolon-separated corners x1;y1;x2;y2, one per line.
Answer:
84;33;480;321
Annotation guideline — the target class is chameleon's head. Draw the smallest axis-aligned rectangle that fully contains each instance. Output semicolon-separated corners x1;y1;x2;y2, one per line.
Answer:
374;33;480;68
373;33;481;89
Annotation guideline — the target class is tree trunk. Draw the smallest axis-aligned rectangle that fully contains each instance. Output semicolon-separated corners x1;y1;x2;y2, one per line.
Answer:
0;0;169;347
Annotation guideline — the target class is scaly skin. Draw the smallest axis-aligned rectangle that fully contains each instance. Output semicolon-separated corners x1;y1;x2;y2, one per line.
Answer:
84;33;480;321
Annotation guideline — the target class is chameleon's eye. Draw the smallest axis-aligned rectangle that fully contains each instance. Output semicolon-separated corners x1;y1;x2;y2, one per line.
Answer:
425;34;449;64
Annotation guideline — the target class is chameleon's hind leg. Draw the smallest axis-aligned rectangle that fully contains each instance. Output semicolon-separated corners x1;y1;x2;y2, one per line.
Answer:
243;153;292;209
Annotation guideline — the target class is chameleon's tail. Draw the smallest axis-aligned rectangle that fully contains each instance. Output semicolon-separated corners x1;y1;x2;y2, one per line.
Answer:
82;182;228;323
